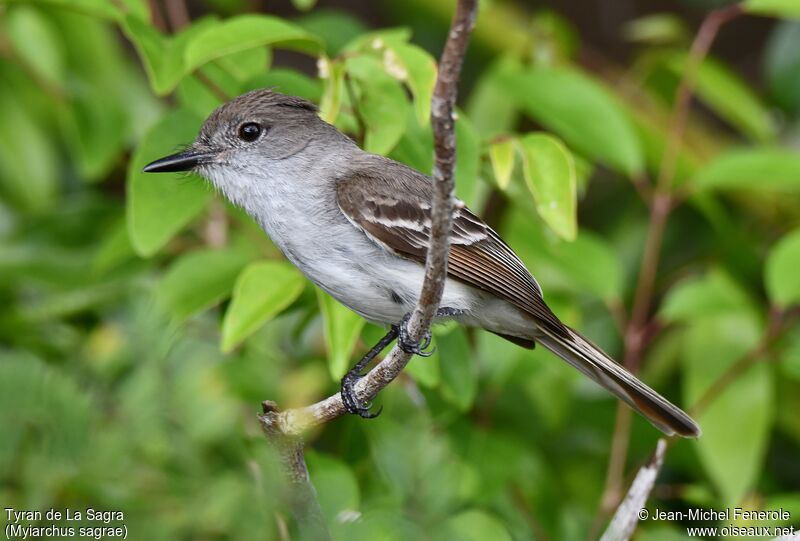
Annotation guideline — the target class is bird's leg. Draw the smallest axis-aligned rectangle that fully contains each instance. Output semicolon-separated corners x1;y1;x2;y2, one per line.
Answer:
397;312;434;357
342;307;465;417
396;307;463;357
340;326;399;418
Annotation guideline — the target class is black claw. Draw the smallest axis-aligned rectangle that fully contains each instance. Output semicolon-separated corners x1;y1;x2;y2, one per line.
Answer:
397;314;435;357
341;371;378;418
339;326;399;419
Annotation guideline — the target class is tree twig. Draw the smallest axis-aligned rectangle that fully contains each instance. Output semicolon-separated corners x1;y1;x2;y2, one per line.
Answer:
343;72;367;145
257;2;478;538
591;5;743;538
260;0;477;437
625;4;743;368
690;307;790;417
599;439;667;541
260;402;331;541
193;70;231;102
163;0;190;32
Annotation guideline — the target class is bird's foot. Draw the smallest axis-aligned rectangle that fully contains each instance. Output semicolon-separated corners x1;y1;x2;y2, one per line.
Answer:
340;369;382;419
339;326;398;418
397;312;435;357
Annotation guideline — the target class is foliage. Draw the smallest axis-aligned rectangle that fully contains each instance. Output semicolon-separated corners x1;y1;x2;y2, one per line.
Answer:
1;0;799;540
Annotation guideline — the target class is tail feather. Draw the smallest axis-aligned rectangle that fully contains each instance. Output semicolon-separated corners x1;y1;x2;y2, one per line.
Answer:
536;327;701;438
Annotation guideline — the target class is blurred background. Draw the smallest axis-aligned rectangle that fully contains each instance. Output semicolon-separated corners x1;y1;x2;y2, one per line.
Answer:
1;0;799;539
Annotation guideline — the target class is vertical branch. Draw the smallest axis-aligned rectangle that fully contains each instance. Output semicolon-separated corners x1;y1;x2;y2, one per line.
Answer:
259;402;331;541
258;2;478;538
343;73;367;145
626;4;744;362
592;5;742;538
163;0;190;31
406;0;478;347
261;0;479;437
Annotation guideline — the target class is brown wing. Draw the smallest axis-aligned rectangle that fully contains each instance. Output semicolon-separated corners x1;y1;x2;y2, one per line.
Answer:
335;166;569;339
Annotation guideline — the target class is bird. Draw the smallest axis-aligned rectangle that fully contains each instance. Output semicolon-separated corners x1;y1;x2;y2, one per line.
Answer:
143;88;700;438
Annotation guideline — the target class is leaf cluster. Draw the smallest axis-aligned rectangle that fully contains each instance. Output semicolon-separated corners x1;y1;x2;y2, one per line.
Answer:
1;0;800;539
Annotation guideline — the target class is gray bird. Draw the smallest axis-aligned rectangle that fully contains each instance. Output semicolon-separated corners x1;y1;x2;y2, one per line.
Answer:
144;89;700;438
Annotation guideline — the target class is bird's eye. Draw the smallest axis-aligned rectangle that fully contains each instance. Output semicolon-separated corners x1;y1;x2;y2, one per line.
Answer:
238;122;263;142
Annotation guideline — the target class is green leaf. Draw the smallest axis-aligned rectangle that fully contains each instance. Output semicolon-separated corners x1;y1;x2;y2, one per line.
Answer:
623;13;690;45
0;84;59;212
347;55;409;155
244;68;322;101
221;261;305;352
683;314;773;505
317;290;366;380
466;57;520;141
489;138;516;190
93;220;136;276
433;510;512;541
660;270;756;324
500;64;644;176
117;0;149;19
0;353;95;469
18;0;121;20
406;345;441;388
122;15;218;95
454;113;481;208
306;451;360;524
630;110;700;186
765;21;800;116
62;88;128;182
183;15;321;74
318;57;345;124
127;109;211;256
158;247;255;321
6;6;66;88
518;133;578;241
766;229;800;307
663;53;774;142
214;46;270;82
438;326;477;411
780;333;800;381
295;10;368;56
342;27;412;54
694;148;800;191
745;0;800;19
388;108;481;207
360;77;408;155
176;72;227;119
291;0;317;11
504;208;622;300
385;43;437;126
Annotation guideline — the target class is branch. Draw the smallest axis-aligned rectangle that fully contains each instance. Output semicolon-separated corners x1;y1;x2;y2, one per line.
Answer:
257;1;478;537
690;307;793;417
599;440;667;541
260;401;331;541
626;4;743;359
259;0;477;438
163;0;190;32
592;6;742;535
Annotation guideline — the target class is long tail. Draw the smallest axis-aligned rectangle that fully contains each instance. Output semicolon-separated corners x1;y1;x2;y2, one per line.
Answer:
536;327;700;438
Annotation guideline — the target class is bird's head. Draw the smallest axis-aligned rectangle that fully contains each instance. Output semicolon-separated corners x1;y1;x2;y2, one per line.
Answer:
143;89;336;197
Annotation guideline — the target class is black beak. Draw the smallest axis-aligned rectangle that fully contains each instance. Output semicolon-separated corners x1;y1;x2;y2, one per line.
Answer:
143;150;213;173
